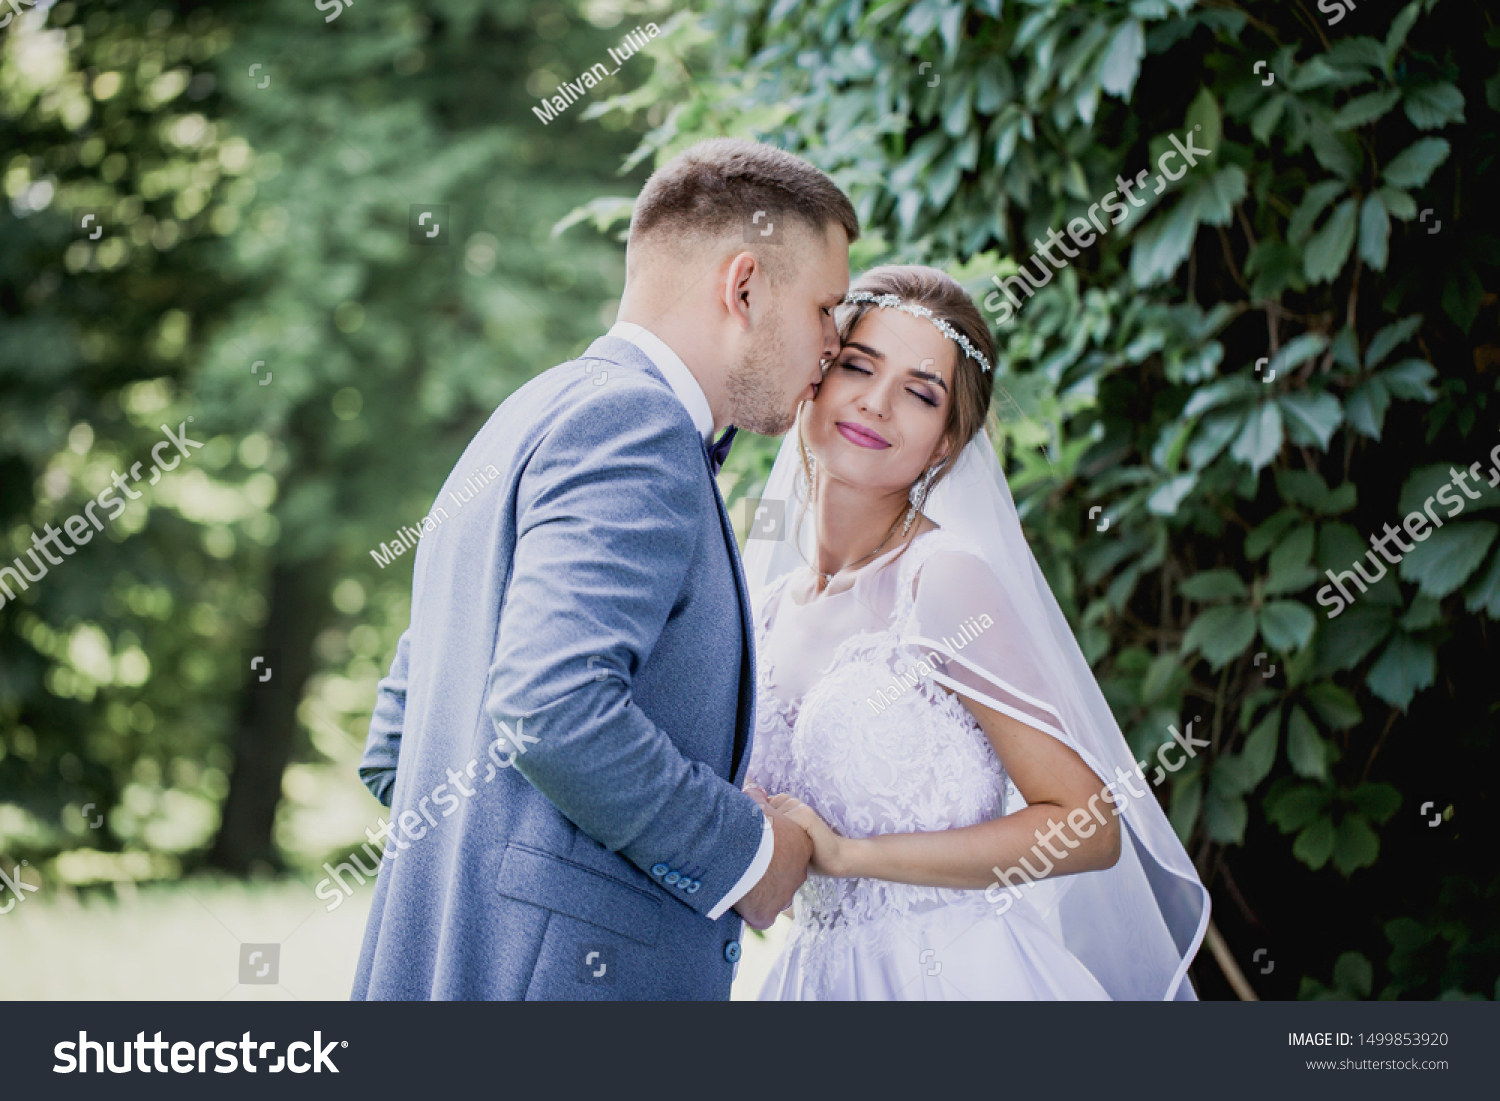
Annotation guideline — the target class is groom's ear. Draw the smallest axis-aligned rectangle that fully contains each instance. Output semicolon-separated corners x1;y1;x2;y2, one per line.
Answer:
723;249;765;331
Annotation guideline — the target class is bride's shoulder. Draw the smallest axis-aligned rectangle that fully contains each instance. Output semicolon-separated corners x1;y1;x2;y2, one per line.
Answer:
904;530;1003;598
905;528;989;576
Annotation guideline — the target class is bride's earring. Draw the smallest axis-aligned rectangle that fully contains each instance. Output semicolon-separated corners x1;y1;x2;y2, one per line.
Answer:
794;441;817;501
903;465;938;536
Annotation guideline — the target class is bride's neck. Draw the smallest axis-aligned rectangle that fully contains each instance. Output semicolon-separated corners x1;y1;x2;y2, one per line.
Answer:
810;473;907;575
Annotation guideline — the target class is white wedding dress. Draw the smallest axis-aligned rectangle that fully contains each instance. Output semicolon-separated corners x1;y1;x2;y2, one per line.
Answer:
747;528;1112;1001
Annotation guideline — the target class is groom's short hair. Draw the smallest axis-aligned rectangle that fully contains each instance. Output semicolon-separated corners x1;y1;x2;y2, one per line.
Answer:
629;138;859;280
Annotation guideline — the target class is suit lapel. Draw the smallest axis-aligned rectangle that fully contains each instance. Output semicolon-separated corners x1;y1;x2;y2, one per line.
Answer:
700;441;757;785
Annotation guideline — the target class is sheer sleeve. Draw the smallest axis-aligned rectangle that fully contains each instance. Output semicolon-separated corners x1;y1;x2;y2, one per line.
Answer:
906;548;1089;773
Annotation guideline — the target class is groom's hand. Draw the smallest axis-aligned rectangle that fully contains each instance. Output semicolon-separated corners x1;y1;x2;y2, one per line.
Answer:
733;803;813;930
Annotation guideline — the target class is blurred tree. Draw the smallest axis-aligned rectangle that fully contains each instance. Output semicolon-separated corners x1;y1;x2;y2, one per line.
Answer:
197;0;649;872
1;1;250;876
0;0;645;876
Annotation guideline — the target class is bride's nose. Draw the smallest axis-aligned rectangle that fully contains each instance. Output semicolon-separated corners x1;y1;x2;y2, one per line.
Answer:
857;383;891;419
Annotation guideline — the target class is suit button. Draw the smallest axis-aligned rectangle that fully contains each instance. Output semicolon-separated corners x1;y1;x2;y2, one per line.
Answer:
664;871;680;885
686;880;701;894
724;941;741;963
676;877;691;889
651;863;669;877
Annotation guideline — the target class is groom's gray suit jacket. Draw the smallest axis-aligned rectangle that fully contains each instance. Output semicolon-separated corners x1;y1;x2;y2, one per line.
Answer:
352;334;763;1000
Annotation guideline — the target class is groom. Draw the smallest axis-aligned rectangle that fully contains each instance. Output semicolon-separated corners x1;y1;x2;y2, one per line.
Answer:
352;138;859;999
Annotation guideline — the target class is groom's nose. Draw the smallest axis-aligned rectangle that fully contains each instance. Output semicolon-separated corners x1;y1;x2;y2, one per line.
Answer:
820;312;839;362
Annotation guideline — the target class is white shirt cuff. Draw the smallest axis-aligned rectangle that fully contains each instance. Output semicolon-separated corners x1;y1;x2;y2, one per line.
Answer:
705;812;774;920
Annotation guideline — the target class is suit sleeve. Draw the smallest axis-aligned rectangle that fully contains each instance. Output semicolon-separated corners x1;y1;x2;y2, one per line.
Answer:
359;628;410;807
486;385;766;917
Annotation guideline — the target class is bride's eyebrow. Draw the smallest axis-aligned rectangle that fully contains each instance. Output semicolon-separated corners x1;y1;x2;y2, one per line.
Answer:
842;341;884;360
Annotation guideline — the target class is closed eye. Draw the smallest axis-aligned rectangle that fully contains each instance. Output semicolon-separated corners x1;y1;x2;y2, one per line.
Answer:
840;363;939;406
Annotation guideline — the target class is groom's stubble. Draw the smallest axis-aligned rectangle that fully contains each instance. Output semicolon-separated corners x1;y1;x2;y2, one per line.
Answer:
725;298;800;437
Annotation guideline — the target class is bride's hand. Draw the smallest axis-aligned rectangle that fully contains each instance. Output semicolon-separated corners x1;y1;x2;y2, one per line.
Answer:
768;794;851;877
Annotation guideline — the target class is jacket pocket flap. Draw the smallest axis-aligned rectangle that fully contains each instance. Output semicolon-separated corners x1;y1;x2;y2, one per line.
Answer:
495;843;662;946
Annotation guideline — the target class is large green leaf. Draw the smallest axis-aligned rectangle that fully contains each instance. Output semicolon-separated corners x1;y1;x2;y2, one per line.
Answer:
1230;402;1284;471
1196;164;1247;224
1364;314;1423;368
1240;705;1281;788
1332;87;1402;130
1374;185;1417;220
1404;82;1465;129
1332;951;1375;997
1309;123;1361;180
1268;332;1329;376
1261;600;1316;652
1383;1;1423;69
1358;192;1390;270
1305;681;1363;729
1140;650;1181;703
1350;782;1402;823
1333;813;1381;874
1304;197;1358;284
1203;780;1248;844
1377;358;1437;400
1147;471;1197;514
1277;468;1352;514
1130;191;1202;286
1178;568;1248;602
1183;376;1257;419
1187;410;1245;469
1185;87;1222;159
1366;632;1436;710
1247;508;1299;559
1182;604;1257;669
1264;777;1329;833
1099;19;1146;98
1464;545;1500;618
1397;464;1500;516
1169;772;1202;843
1265;564;1321;595
1398;521;1498;598
1344;378;1390;439
1382;137;1450;188
1286;705;1328;780
1270;522;1316;574
1314;601;1392;672
1293;813;1336;869
1288;180;1347;245
1278;391;1344;450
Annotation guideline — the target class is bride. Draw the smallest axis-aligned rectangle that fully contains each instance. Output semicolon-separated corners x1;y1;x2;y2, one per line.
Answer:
741;265;1209;1000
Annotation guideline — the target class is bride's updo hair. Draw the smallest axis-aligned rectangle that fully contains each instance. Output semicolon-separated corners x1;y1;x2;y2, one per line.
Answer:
833;264;996;494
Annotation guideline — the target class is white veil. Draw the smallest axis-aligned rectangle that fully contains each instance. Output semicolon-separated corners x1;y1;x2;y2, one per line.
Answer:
743;415;1211;1001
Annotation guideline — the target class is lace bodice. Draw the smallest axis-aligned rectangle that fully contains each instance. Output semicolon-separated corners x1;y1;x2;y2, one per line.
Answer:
746;530;1011;993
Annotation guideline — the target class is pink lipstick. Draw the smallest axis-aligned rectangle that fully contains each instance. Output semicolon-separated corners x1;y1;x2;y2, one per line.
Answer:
836;422;890;449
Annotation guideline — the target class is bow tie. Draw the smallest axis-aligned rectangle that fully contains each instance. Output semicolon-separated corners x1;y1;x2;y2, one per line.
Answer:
707;426;737;476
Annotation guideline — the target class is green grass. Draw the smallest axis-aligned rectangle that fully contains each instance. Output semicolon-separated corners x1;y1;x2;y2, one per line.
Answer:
0;874;789;999
0;876;371;1000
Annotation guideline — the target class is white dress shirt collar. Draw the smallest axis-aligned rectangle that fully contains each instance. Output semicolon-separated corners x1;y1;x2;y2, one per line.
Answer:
607;322;716;444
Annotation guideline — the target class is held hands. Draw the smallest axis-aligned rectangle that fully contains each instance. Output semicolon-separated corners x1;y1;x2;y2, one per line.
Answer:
732;783;814;929
767;793;852;878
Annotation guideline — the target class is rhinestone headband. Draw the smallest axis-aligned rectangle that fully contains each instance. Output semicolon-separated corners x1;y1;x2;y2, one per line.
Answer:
841;291;992;374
